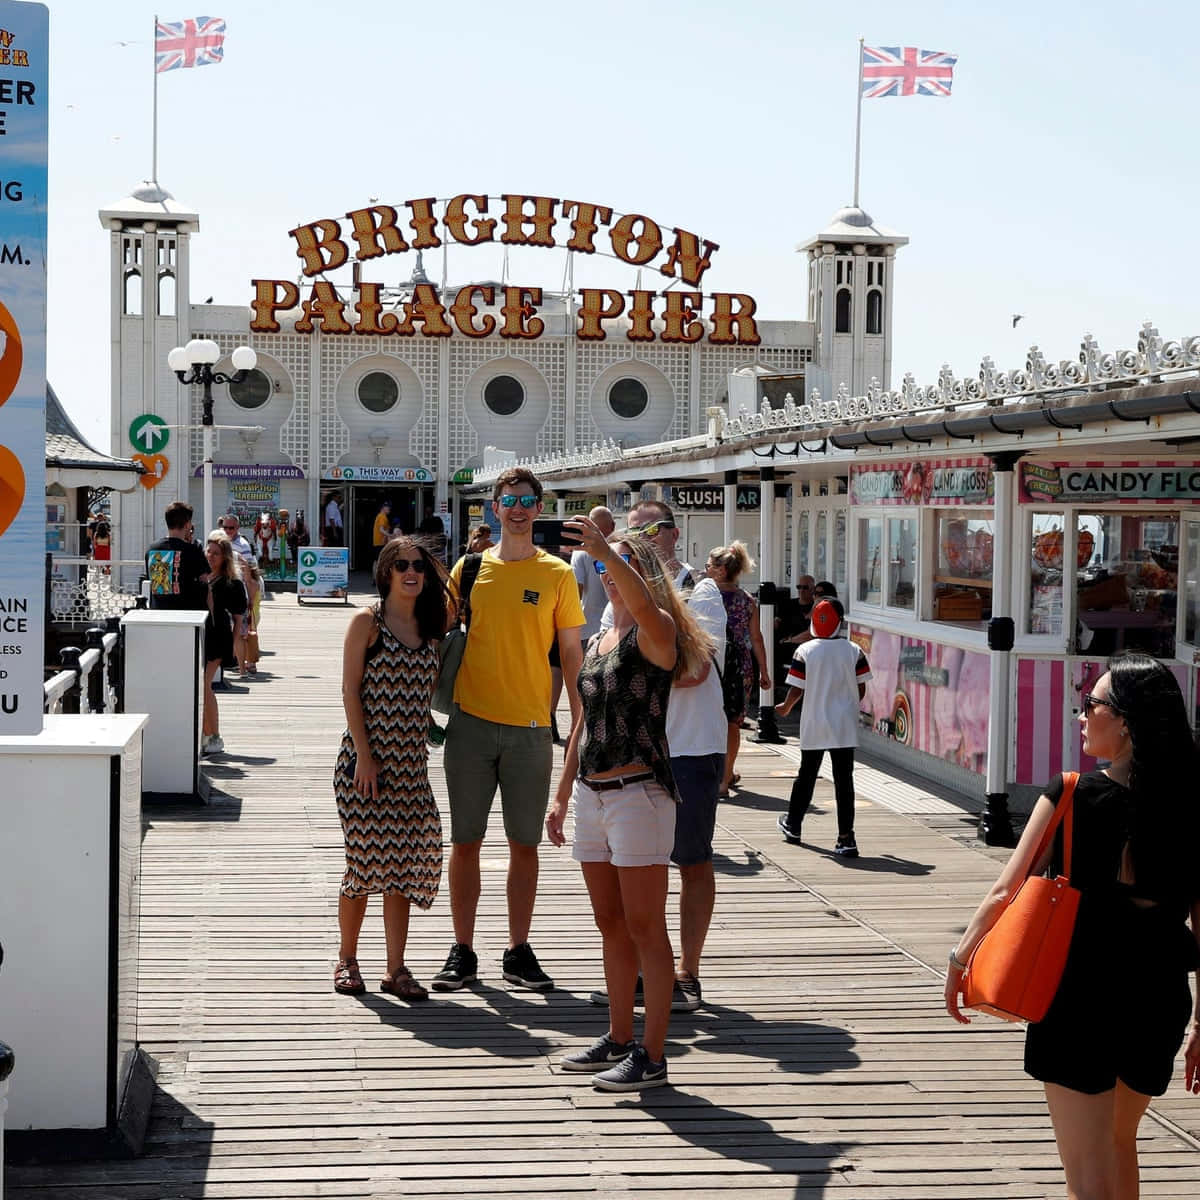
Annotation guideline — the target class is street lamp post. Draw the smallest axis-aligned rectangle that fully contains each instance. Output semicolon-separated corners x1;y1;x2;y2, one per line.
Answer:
167;339;257;536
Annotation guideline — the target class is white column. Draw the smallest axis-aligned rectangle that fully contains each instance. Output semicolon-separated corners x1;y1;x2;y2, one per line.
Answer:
723;470;737;547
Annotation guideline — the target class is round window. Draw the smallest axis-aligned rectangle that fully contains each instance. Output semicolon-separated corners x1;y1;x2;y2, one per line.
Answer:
608;377;648;419
228;368;271;410
484;374;524;416
357;371;399;413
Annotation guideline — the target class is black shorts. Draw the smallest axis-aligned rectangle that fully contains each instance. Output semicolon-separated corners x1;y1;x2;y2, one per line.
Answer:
1025;908;1193;1097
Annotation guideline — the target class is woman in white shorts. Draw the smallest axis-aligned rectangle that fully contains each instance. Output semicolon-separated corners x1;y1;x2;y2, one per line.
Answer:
547;518;712;1091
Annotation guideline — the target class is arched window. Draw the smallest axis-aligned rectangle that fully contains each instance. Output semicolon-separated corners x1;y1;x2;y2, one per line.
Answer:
484;374;524;416
866;289;883;335
158;272;176;318
123;271;141;316
835;288;852;334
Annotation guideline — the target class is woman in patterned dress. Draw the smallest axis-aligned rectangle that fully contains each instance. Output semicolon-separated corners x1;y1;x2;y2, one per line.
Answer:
706;542;771;796
334;537;451;1000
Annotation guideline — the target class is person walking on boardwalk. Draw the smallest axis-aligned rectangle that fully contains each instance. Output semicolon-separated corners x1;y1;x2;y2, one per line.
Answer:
548;520;712;1090
775;598;871;857
433;467;585;993
945;653;1200;1200
333;537;452;1001
199;530;248;756
705;541;771;797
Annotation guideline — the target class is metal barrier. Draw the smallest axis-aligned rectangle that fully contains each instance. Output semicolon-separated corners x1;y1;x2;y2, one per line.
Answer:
44;621;124;715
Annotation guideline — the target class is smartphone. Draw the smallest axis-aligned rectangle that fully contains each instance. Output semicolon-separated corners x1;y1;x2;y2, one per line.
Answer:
531;519;574;548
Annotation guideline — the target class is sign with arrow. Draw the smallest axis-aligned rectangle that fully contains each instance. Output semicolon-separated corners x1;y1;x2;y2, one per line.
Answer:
129;413;169;455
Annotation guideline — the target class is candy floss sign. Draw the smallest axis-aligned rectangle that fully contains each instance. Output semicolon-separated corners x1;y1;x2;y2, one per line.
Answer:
850;459;992;507
0;3;47;734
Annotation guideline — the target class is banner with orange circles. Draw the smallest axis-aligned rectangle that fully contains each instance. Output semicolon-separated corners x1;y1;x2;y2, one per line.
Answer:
0;3;47;734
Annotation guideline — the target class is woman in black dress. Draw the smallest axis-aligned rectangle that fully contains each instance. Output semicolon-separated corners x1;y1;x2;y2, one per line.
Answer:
201;532;247;757
945;653;1200;1197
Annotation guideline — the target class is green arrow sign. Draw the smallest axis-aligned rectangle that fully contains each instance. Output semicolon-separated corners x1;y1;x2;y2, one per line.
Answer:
129;413;169;454
300;550;317;568
300;570;318;586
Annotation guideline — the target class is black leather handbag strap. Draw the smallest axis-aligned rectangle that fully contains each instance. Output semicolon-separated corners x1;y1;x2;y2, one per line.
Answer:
458;552;483;632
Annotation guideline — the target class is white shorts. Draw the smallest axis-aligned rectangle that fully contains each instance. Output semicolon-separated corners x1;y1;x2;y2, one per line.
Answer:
571;776;677;868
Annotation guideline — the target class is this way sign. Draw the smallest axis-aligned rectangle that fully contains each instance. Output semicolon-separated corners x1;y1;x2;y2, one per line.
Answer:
129;413;169;454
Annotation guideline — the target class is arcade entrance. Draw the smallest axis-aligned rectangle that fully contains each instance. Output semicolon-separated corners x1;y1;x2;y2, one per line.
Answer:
345;486;432;570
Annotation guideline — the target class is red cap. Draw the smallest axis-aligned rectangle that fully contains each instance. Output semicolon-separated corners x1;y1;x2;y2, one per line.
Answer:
810;599;841;639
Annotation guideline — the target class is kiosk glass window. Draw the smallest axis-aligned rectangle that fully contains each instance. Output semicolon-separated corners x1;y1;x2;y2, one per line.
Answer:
857;516;883;605
1028;513;1066;636
834;510;847;594
887;517;917;610
1075;512;1178;658
797;512;810;577
1184;521;1200;646
815;512;828;581
933;512;993;624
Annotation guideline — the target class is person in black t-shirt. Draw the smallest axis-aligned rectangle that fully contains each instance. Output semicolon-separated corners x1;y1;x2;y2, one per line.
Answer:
146;500;209;611
945;653;1200;1197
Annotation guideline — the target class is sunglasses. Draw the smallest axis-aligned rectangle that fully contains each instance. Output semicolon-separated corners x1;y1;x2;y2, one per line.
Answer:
498;494;539;509
392;558;427;574
1081;693;1120;716
594;553;633;575
627;519;674;538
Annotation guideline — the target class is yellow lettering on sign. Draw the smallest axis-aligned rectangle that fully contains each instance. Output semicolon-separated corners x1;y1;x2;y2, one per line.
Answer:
353;282;401;336
345;206;409;261
449;285;496;338
294;281;352;334
561;200;612;253
405;198;442;250
500;287;544;339
661;291;704;344
445;194;496;246
708;293;761;346
288;218;348;277
394;283;452;337
249;279;300;333
660;228;719;287
610;213;663;266
576;288;624;341
626;290;656;343
500;195;559;247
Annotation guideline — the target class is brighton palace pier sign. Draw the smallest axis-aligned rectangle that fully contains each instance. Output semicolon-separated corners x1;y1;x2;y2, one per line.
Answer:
250;193;761;345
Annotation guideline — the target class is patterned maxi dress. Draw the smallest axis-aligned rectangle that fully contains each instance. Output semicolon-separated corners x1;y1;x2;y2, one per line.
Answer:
334;609;443;906
719;587;756;719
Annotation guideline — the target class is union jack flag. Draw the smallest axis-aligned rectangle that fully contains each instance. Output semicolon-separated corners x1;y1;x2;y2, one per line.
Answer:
155;16;226;73
862;46;957;98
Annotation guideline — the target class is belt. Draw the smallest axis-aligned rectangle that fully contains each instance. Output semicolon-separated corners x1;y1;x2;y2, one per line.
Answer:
579;771;656;792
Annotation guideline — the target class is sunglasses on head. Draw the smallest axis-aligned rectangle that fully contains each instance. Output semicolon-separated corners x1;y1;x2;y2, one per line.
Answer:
498;494;539;509
593;553;633;575
1082;692;1120;716
627;519;674;538
392;558;426;574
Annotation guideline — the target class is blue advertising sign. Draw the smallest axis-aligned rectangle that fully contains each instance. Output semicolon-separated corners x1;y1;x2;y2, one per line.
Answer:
0;3;47;734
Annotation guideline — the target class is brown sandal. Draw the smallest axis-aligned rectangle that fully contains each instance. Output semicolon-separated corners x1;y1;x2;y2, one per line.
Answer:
333;957;366;995
380;965;428;1001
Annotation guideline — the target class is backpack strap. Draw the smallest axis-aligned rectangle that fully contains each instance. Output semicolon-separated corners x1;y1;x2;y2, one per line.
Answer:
458;552;483;632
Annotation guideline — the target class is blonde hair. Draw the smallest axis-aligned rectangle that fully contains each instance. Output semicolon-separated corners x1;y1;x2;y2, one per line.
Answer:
616;535;714;682
205;530;242;583
708;540;754;581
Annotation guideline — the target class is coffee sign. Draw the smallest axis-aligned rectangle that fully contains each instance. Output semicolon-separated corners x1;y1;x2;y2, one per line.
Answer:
251;193;761;346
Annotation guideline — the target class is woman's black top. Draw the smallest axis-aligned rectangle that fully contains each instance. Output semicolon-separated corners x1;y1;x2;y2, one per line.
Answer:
577;626;676;800
205;576;248;664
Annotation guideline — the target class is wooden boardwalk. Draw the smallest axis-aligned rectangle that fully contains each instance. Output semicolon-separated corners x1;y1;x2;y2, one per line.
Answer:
8;585;1200;1198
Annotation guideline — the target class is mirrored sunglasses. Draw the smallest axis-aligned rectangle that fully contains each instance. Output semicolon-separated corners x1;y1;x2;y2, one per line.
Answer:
499;494;539;509
392;558;427;574
1081;692;1120;716
593;553;633;575
627;519;674;538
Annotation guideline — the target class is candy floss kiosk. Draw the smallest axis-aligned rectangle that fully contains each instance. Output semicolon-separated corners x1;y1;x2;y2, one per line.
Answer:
843;455;1200;804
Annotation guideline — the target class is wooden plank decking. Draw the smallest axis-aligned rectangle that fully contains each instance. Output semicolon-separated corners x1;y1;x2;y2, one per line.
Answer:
7;584;1200;1198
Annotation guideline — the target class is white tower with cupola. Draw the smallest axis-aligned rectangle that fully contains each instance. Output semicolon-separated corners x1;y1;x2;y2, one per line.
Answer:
799;206;908;401
99;182;198;568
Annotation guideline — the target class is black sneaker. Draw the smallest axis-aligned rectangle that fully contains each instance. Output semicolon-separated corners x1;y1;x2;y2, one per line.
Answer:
777;814;803;844
593;1045;669;1092
560;1034;635;1073
834;833;860;859
589;975;644;1008
502;942;554;991
430;943;478;991
672;973;702;1012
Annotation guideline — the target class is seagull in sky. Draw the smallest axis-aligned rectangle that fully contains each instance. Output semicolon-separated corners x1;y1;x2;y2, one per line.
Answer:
1012;314;1024;328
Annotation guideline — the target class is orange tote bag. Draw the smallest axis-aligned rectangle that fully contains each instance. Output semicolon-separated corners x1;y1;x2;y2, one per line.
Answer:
962;772;1080;1023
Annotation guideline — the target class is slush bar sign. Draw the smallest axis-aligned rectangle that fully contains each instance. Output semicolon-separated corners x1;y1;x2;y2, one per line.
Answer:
0;2;46;734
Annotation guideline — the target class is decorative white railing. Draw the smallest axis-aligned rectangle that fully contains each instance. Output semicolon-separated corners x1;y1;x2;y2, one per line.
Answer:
49;558;142;624
43;629;122;715
473;322;1200;484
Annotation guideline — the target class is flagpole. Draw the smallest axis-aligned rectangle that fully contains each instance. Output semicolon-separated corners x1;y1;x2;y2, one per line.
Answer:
852;37;864;207
151;13;158;183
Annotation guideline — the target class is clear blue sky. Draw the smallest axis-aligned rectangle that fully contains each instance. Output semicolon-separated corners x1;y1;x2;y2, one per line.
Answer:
44;0;1200;447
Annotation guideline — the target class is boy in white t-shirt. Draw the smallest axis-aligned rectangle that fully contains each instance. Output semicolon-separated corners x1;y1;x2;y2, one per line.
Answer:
774;599;871;857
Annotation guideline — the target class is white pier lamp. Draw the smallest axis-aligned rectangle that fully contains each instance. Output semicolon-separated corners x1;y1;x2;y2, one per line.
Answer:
168;339;258;537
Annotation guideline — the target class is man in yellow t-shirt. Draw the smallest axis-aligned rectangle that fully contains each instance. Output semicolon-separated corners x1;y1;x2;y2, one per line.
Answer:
372;499;392;565
433;467;585;995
